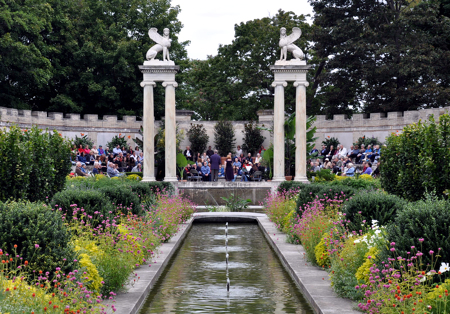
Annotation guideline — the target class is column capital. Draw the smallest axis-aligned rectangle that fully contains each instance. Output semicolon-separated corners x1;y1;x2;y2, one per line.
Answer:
140;81;156;88
162;81;178;88
271;81;287;88
293;81;309;87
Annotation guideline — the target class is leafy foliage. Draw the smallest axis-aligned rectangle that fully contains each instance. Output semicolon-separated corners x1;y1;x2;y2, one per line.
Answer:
343;192;406;232
98;186;141;215
187;123;209;155
380;195;450;268
73;134;94;149
0;125;71;202
0;201;76;277
354;135;383;148
322;137;340;149
214;120;236;156
242;121;265;155
1;0;187;118
106;134;129;151
381;114;450;201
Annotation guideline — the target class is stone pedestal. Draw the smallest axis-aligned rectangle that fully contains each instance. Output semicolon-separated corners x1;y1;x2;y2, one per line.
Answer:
270;60;311;182
139;60;179;182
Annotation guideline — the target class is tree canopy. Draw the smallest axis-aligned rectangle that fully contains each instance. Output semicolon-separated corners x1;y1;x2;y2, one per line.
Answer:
0;0;188;118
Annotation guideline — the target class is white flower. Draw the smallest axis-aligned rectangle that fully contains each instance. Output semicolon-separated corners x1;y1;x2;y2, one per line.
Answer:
375;230;381;235
439;262;449;274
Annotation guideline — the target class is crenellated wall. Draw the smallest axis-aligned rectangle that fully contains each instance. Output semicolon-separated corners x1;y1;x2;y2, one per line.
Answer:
1;106;449;152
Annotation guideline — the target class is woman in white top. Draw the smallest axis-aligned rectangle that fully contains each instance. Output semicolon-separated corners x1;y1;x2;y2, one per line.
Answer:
255;153;261;164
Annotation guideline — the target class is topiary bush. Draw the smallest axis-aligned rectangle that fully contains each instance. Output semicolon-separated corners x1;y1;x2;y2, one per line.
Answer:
51;189;113;222
380;195;450;268
0;125;71;202
0;201;76;276
276;181;305;193
187;123;209;156
343;191;406;232
98;185;141;215
382;114;450;201
242;120;265;155
214;120;236;156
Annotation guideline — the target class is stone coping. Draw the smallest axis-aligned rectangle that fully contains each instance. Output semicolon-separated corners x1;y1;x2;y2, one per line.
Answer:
108;212;359;314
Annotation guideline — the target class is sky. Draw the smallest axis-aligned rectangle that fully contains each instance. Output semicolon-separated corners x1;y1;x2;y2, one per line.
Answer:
170;0;313;60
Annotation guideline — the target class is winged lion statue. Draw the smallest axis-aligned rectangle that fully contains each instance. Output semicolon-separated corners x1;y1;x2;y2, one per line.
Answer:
146;28;171;61
279;27;304;61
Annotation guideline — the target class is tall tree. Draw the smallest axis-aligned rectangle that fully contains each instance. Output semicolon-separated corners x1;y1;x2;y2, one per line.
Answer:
1;0;188;118
309;0;450;114
179;10;313;120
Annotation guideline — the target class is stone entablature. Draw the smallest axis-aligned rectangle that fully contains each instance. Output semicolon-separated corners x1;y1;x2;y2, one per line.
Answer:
1;106;449;151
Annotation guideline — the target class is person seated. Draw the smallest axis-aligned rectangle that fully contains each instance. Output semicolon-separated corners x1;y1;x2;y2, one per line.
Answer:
77;152;87;165
349;145;360;161
370;145;381;162
343;163;355;176
84;144;91;156
331;161;340;174
92;162;100;175
362;162;373;175
337;145;347;159
91;145;99;158
323;158;332;169
241;162;255;181
75;162;89;177
81;164;88;174
363;145;373;160
184;146;194;161
138;152;144;164
313;161;320;172
98;145;105;156
232;157;241;174
236;145;243;157
320;145;329;158
255;153;261;164
131;163;142;172
113;153;124;172
347;145;354;158
356;144;366;163
309;145;319;156
87;151;95;164
372;161;380;178
325;145;336;160
113;145;122;156
104;147;110;156
246;152;253;163
77;144;84;154
218;164;225;178
238;153;245;163
196;162;203;176
201;161;211;181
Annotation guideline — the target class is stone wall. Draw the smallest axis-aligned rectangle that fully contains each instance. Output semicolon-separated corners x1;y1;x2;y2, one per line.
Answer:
1;106;449;152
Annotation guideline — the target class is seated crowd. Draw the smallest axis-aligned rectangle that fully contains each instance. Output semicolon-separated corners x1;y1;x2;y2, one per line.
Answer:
72;144;143;177
309;143;382;177
182;145;266;182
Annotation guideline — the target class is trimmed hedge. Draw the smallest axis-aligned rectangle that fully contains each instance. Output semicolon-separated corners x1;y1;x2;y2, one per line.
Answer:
0;201;75;276
98;185;141;215
296;184;357;216
51;189;113;222
277;181;305;193
343;192;406;232
380;196;450;268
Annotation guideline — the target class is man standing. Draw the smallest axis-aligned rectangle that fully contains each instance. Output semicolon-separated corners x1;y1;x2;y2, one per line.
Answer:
184;146;193;161
206;146;214;158
210;150;221;182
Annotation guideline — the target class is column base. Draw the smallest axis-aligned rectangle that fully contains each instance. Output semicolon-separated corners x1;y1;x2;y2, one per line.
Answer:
164;176;178;182
293;176;310;184
142;176;156;182
271;176;286;182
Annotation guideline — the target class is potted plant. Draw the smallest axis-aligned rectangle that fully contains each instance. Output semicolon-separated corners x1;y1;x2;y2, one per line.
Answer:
176;153;195;181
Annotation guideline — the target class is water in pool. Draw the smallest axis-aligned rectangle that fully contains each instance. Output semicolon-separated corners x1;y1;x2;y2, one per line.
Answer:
139;223;314;313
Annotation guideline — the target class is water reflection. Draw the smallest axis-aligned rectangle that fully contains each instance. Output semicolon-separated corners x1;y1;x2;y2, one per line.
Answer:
139;223;314;314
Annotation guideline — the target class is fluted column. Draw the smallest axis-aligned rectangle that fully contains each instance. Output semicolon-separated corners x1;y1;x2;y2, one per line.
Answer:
271;81;287;182
140;81;156;182
162;81;178;182
294;81;309;183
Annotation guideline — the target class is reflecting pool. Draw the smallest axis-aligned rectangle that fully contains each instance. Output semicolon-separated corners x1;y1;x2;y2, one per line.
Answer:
139;223;314;313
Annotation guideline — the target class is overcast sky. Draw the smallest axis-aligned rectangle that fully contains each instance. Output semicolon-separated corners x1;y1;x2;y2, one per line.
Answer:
171;0;313;60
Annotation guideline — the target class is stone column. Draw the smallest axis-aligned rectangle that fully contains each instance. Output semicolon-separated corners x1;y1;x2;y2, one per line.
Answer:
140;81;156;181
294;81;309;183
162;81;178;182
271;81;287;182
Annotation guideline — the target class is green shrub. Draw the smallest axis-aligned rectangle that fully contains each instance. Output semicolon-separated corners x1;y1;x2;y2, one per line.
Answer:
276;181;305;193
187;123;209;155
125;172;143;178
322;136;340;149
326;177;381;190
296;183;357;215
242;120;265;155
0;201;75;276
98;186;141;215
343;191;406;232
380;195;450;268
73;133;94;149
106;134;128;151
354;135;382;148
51;189;113;222
214;120;236;156
381;114;450;201
0;125;71;202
